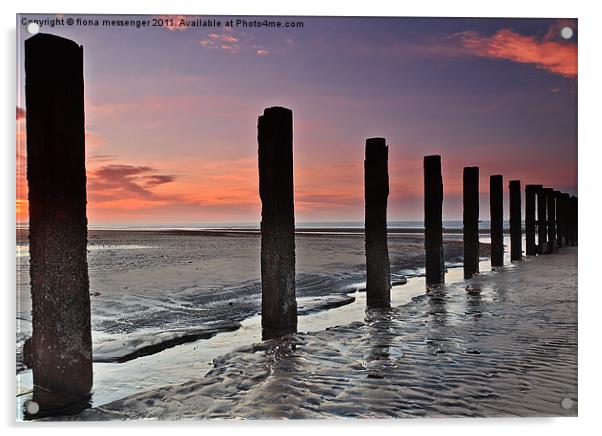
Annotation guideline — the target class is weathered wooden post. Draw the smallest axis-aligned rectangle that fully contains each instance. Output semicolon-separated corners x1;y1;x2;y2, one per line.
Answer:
525;185;537;256
545;188;556;252
536;185;547;254
424;155;445;285
554;191;563;248
364;138;391;307
258;106;297;339
561;193;568;246
25;34;93;404
509;180;522;261
490;175;504;266
463;167;479;278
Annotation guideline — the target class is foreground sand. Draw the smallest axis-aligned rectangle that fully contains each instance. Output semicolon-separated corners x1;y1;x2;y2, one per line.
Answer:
70;249;577;420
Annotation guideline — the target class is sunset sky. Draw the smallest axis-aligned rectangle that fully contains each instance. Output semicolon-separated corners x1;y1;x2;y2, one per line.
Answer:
16;15;577;225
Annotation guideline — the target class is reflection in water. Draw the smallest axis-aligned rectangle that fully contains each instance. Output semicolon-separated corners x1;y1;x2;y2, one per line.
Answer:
364;308;394;367
465;284;483;320
426;287;449;328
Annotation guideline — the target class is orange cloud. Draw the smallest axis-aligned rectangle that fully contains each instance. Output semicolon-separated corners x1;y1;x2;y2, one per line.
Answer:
452;27;577;78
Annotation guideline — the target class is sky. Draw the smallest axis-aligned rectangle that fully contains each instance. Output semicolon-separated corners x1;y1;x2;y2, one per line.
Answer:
16;15;578;225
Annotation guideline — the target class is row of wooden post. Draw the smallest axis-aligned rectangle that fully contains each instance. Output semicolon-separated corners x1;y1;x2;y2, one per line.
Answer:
423;159;578;286
525;185;578;255
258;114;579;340
24;34;578;411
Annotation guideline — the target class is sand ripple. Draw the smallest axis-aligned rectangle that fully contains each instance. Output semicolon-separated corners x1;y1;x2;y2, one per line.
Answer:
73;249;577;420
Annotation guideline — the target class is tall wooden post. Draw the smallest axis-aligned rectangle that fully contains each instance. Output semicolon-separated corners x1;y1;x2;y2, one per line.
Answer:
536;185;547;254
463;167;479;278
525;185;537;255
509;180;522;261
364;138;391;307
258;106;297;339
545;188;556;252
25;34;92;403
490;175;504;266
424;155;444;285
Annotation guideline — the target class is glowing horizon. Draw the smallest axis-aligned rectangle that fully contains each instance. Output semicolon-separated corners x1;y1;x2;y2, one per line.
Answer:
16;15;577;225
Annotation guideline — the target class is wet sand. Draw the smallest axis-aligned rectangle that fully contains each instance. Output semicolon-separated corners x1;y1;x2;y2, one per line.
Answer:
67;248;577;420
17;230;486;413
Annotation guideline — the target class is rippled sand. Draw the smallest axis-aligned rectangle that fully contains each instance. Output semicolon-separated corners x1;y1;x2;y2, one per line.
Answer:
17;229;473;371
71;248;577;420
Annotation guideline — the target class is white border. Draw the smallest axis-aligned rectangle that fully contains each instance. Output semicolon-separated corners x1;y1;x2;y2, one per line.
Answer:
3;1;600;435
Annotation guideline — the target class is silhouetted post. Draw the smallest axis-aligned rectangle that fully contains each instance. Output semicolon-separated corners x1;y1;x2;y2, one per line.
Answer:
509;180;522;261
554;191;563;248
424;155;444;285
525;185;537;255
25;34;92;404
490;175;504;266
560;194;568;246
545;188;556;252
536;185;547;254
463;167;479;278
258;107;297;339
364;138;391;307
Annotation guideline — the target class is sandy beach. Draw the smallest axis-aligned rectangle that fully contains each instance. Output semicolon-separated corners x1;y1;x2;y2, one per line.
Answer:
18;228;494;412
48;246;577;420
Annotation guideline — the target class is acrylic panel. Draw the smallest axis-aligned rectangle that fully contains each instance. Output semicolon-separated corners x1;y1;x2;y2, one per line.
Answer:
15;14;578;421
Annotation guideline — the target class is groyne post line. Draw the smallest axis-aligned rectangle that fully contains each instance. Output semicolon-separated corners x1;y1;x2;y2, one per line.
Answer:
525;185;537;256
490;175;504;266
463;167;480;278
536;185;547;254
544;188;556;253
424;155;445;285
364;138;391;307
509;180;522;261
25;34;93;405
257;106;297;339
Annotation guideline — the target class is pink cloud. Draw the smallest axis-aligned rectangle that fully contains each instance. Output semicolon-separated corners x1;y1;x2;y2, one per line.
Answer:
199;32;241;53
451;27;577;78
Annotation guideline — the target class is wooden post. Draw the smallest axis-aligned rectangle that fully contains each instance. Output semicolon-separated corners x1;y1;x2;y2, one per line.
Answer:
554;191;563;248
463;167;479;278
509;180;522;261
424;155;445;285
545;188;556;252
490;175;504;266
525;185;537;255
258;106;297;339
25;34;92;403
364;138;391;307
536;185;547;254
561;194;568;246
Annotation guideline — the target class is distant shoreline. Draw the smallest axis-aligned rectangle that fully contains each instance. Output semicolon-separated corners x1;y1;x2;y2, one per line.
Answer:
17;227;513;236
